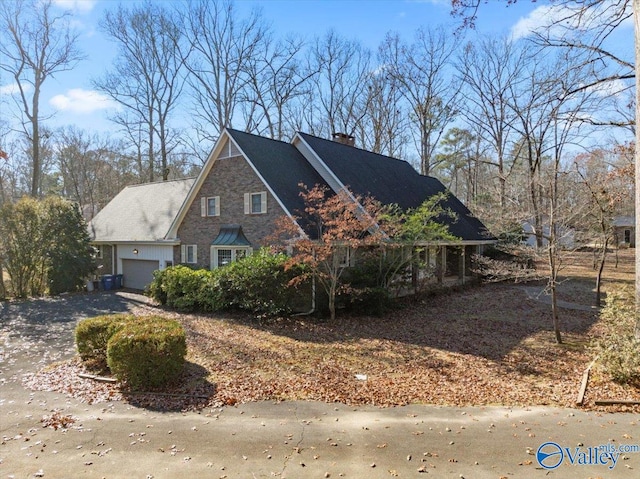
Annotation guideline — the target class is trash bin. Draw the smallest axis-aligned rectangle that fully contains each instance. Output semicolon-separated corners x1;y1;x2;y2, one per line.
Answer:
115;274;123;289
102;275;114;291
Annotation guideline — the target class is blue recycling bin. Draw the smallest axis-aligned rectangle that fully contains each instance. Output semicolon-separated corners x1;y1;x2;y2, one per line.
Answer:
102;275;114;291
115;274;123;289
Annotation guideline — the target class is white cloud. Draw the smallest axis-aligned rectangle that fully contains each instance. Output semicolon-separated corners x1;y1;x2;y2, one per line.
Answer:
510;1;632;40
52;0;97;14
586;78;633;98
49;88;118;114
0;82;30;96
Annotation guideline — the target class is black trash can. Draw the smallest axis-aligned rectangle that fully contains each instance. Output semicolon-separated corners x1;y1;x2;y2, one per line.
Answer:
115;274;123;289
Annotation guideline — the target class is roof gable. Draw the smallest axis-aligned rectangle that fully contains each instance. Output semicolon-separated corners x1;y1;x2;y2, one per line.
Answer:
226;129;330;220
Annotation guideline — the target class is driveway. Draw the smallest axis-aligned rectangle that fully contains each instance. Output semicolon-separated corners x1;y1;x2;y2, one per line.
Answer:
1;291;639;478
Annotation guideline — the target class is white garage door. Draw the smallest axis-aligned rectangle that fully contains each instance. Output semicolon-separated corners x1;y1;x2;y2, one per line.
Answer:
121;259;160;290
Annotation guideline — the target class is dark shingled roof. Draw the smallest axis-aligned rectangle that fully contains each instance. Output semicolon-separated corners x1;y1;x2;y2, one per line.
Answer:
297;133;494;242
226;129;493;242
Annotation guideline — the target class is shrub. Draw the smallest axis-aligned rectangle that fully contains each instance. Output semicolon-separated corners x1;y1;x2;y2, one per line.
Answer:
595;286;640;385
147;249;301;316
106;316;187;390
75;314;133;370
341;286;393;316
217;249;300;315
149;265;213;311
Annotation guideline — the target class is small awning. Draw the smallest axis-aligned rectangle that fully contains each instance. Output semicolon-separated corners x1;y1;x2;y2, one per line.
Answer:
211;224;252;246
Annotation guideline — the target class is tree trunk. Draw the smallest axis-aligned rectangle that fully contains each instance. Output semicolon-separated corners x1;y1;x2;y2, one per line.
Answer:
0;260;6;299
595;238;608;307
634;0;640;339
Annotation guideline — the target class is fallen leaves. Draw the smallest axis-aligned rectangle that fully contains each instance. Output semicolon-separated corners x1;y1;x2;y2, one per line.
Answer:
40;411;76;430
16;251;640;412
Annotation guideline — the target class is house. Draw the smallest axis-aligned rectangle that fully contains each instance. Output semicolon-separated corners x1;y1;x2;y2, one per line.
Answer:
89;129;495;290
613;216;635;247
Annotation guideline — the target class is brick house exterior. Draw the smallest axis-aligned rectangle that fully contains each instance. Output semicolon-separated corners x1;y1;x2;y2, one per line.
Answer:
89;128;495;290
175;155;285;269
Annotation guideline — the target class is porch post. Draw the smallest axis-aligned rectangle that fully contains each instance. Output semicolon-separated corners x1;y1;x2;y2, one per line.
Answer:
439;247;446;283
460;246;466;285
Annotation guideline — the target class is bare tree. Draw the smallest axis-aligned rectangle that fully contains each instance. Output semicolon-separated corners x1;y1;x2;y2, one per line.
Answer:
243;35;316;140
94;1;186;182
379;27;461;176
0;0;83;197
308;30;373;139
356;65;409;158
183;0;267;143
450;0;640;338
457;36;525;209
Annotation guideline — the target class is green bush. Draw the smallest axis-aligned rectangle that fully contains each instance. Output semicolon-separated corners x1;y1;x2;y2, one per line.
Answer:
75;314;133;370
106;316;187;390
595;286;640;385
341;286;393;316
149;265;213;311
147;249;300;316
217;249;300;315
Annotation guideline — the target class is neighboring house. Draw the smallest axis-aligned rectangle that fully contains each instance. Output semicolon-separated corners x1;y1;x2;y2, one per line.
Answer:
613;215;635;247
89;129;495;290
522;219;576;249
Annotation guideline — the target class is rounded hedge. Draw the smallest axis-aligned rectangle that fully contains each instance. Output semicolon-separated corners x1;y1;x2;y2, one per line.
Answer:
106;316;187;390
75;314;134;370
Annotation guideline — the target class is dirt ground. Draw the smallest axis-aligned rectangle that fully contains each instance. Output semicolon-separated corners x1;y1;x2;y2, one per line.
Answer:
19;248;640;413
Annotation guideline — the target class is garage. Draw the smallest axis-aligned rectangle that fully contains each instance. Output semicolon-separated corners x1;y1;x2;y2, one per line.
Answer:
121;259;160;290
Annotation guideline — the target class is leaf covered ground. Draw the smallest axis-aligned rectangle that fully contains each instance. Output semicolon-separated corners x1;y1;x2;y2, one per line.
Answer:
23;250;640;412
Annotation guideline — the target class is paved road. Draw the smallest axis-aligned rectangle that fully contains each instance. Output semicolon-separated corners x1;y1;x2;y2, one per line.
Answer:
1;291;639;478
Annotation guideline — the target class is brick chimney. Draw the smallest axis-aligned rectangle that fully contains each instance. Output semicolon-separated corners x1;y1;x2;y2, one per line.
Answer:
332;132;355;147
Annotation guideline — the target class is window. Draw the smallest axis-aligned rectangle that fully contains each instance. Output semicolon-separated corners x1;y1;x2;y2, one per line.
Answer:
201;196;220;217
181;244;197;264
211;247;252;269
94;245;104;259
624;229;631;244
244;192;266;214
336;246;353;268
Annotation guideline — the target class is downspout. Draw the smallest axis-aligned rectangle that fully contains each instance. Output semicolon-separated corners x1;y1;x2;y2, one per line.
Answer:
294;274;316;316
112;245;116;275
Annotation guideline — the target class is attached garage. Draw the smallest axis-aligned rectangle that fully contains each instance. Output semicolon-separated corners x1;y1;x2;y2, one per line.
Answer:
121;259;160;291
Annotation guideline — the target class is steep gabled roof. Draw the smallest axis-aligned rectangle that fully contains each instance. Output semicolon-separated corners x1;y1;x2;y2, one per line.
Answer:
296;132;494;242
89;178;195;243
226;129;330;220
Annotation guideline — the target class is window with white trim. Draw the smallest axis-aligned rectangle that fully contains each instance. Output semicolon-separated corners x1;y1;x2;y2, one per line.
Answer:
181;244;197;264
244;192;267;214
201;196;220;217
211;246;253;269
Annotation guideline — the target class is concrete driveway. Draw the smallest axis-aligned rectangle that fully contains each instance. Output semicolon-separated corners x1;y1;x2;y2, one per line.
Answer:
1;291;639;478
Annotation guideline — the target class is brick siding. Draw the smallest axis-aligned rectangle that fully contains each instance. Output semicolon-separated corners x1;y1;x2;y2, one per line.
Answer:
176;155;288;269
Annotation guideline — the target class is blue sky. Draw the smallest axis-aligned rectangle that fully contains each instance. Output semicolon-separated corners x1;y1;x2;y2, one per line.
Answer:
0;0;633;135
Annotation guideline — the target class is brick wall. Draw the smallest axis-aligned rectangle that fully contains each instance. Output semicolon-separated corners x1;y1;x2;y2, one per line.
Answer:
176;155;287;269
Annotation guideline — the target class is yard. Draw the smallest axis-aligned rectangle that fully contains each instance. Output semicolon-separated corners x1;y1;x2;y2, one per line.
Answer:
25;249;640;412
